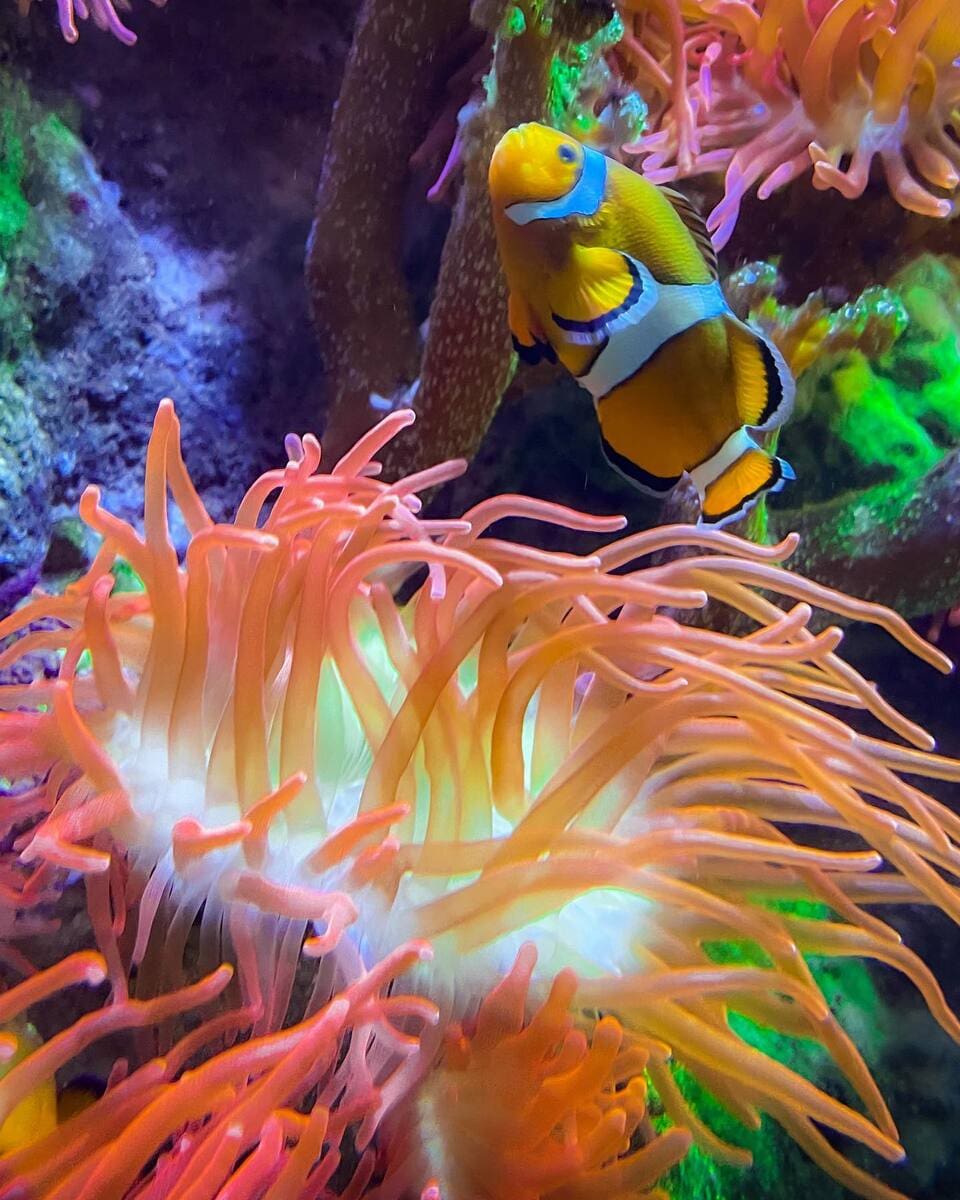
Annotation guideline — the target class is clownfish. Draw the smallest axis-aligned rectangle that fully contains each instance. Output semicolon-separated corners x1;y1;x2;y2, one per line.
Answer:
0;1022;57;1152
488;123;795;525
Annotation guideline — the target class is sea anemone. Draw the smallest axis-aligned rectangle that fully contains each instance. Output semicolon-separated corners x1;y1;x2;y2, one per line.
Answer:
614;0;960;247
2;399;960;1198
17;0;164;46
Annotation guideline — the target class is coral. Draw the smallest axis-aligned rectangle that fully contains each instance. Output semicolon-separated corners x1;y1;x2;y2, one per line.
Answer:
2;401;960;1196
412;13;639;209
0;374;49;613
767;254;960;616
612;0;960;248
385;0;595;481
0;34;343;623
0;78;60;600
725;260;909;378
305;0;472;464
409;26;493;206
0;109;28;252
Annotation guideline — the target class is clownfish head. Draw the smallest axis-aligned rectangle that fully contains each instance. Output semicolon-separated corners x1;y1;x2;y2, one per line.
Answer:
489;123;605;227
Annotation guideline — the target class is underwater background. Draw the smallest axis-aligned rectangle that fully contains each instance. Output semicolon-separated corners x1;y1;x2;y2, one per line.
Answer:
1;0;960;1197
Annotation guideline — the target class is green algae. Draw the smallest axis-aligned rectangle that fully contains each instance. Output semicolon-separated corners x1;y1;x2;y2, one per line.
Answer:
0;86;33;360
502;4;527;38
540;3;644;143
829;353;941;482
743;256;960;521
111;559;146;594
545;11;640;142
0;77;85;362
0;109;28;251
759;257;960;613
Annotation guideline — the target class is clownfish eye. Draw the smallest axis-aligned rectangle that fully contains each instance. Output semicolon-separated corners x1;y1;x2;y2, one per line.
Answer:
557;144;577;163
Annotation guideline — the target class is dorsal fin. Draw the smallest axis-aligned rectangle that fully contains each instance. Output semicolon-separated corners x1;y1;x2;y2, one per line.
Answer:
660;185;719;280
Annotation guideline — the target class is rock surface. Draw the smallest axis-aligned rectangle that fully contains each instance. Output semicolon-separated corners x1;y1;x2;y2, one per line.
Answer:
0;0;356;611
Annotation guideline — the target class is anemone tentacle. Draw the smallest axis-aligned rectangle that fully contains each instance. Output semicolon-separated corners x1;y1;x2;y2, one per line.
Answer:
1;399;959;1198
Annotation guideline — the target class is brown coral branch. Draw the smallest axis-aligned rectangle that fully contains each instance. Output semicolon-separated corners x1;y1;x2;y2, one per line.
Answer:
380;1;617;478
379;5;561;479
311;0;615;480
305;0;472;463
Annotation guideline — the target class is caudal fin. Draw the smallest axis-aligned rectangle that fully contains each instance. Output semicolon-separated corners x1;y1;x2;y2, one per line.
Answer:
700;445;794;526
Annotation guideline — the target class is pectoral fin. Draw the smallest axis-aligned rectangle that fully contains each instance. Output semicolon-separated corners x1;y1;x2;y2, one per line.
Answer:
548;248;657;346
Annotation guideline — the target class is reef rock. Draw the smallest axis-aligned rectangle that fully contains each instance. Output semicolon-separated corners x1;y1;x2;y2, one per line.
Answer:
0;0;353;613
769;255;960;617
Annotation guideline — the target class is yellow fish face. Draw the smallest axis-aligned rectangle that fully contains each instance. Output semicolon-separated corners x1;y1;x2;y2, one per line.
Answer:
488;123;585;212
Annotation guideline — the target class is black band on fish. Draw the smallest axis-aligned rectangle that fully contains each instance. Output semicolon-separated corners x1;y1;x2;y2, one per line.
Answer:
504;145;607;226
574;339;608;380
553;258;644;337
599;434;681;497
724;314;795;432
513;335;557;365
755;335;785;428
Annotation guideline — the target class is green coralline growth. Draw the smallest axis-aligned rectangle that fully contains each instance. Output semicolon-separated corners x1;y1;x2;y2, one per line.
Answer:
545;9;639;141
0;71;129;605
0;78;49;602
760;255;960;616
0;76;98;364
0;108;28;249
0;83;34;361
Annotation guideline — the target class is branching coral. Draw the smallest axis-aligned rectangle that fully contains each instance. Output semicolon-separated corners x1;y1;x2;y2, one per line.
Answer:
305;0;473;465
725;260;909;377
2;400;960;1196
613;0;960;248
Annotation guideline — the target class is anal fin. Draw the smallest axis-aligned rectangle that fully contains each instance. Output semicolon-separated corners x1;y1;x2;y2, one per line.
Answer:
726;316;795;432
